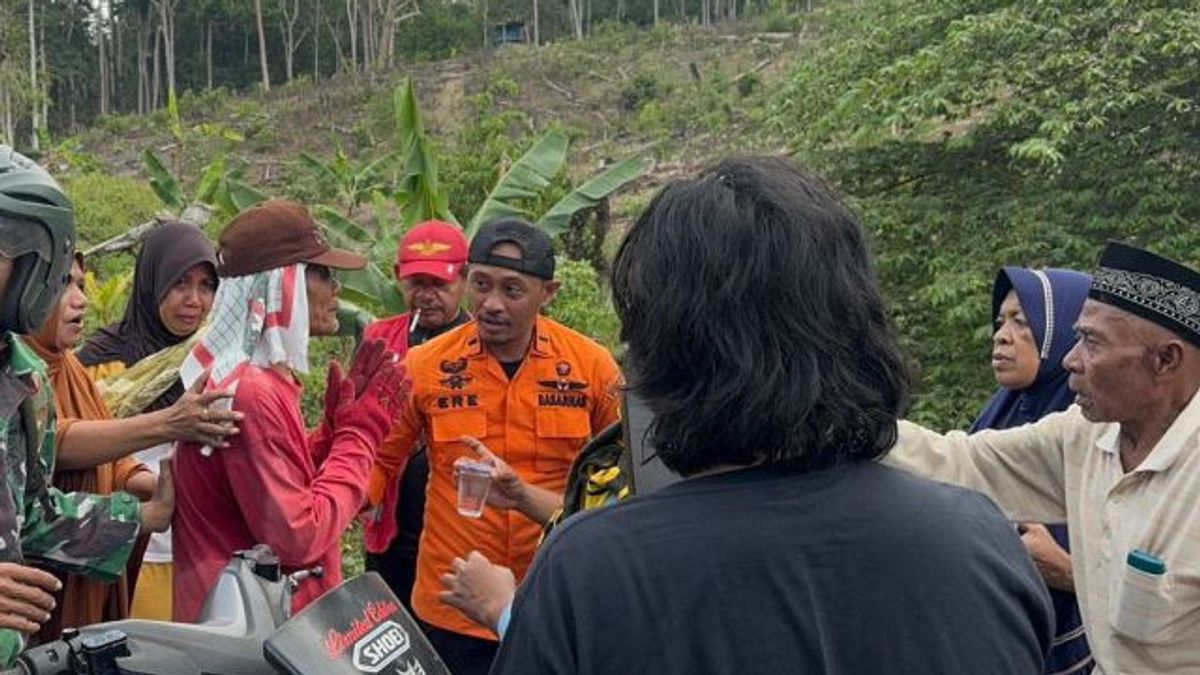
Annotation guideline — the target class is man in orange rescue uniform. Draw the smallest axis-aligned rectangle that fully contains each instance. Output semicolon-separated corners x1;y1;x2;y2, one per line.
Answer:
367;218;621;675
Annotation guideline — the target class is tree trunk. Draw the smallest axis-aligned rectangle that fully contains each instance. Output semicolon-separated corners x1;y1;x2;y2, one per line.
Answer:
157;0;177;105
152;21;162;109
255;0;271;92
206;21;214;91
325;17;345;74
532;0;539;46
567;0;583;39
137;22;147;115
379;0;399;70
99;23;109;118
39;5;48;127
279;0;310;84
346;0;358;72
313;0;321;81
2;87;13;146
360;0;373;71
653;0;659;25
28;0;39;150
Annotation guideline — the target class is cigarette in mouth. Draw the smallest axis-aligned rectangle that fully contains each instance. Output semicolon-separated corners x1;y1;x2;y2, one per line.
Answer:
409;309;421;333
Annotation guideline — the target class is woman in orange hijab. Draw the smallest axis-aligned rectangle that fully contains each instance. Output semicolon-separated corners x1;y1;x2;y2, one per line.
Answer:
24;254;238;638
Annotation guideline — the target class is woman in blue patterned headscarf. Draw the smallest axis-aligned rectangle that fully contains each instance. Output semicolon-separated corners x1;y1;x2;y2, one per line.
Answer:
972;267;1093;674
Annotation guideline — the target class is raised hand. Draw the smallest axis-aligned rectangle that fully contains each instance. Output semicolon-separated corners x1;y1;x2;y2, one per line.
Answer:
438;550;516;632
139;454;176;533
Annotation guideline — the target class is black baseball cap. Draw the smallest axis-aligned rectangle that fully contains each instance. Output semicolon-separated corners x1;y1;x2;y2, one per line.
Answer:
468;218;556;280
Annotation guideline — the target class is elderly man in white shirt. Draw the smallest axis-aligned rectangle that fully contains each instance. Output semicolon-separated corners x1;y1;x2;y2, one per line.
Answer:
888;241;1200;674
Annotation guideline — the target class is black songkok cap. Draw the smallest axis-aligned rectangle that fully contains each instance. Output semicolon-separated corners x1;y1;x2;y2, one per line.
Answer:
469;218;556;280
1088;241;1200;347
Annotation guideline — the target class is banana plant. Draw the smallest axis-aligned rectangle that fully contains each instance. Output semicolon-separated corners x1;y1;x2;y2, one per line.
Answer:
393;79;456;228
142;150;265;223
536;156;648;236
311;81;649;320
297;144;396;215
466;131;570;238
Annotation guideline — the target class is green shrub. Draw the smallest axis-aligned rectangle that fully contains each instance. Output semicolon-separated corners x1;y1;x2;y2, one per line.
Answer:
620;73;663;112
65;174;165;279
760;10;801;33
95;114;139;136
736;71;762;97
546;258;620;349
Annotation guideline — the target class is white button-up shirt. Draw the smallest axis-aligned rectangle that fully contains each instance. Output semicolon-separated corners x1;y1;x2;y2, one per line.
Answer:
887;388;1200;674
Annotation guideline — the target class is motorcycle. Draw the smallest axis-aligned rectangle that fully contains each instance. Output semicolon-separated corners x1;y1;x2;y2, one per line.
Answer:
2;546;452;675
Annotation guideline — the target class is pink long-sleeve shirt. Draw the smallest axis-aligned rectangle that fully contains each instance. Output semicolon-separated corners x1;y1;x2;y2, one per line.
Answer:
173;365;371;622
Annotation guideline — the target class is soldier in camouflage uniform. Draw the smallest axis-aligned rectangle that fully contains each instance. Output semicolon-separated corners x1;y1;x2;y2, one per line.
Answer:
0;145;174;665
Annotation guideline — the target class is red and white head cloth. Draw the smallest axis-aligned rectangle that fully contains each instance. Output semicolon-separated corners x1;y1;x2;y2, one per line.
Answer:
181;263;310;431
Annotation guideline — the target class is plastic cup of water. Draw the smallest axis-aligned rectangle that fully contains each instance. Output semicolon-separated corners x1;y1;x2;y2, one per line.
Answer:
456;461;493;518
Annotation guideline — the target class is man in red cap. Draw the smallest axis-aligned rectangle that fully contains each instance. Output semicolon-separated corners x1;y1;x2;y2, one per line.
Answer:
363;220;470;612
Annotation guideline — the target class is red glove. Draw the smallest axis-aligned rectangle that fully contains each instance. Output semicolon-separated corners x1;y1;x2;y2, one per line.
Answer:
333;355;409;449
323;339;391;431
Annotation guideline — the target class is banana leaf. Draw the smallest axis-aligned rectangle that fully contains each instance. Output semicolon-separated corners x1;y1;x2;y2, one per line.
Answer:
142;149;184;210
316;207;405;316
298;152;341;188
394;79;458;226
537;156;649;236
466;131;570;238
194;155;228;206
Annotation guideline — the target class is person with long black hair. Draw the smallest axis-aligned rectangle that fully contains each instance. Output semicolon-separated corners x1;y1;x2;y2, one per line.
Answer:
489;157;1053;675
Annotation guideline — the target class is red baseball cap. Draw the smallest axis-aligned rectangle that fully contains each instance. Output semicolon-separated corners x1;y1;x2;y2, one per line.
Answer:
396;220;468;282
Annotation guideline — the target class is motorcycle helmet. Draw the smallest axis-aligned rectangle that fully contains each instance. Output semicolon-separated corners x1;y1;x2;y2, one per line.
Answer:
0;145;75;334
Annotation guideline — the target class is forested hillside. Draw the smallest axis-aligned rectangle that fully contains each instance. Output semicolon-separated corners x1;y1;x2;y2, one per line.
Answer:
2;0;1197;433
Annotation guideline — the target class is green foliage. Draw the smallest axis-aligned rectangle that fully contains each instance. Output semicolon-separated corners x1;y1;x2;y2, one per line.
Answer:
392;79;455;228
64;173;164;279
142;150;266;226
440;91;542;220
546;258;621;349
392;1;483;62
768;0;1200;429
736;72;762;97
620;73;663;112
297;145;395;214
45;138;104;174
142;150;186;210
537;157;648;236
467;131;571;237
83;270;132;335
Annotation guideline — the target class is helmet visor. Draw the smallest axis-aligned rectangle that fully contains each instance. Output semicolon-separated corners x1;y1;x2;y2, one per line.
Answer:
0;212;52;260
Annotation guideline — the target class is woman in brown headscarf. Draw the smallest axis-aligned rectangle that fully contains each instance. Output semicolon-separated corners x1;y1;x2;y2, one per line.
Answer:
77;221;219;410
25;253;238;638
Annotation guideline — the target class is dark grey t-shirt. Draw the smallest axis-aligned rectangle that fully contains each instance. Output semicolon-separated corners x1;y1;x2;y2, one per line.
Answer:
491;461;1052;675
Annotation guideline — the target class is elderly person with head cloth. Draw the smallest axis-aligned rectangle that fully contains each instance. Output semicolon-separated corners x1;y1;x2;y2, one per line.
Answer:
171;200;407;622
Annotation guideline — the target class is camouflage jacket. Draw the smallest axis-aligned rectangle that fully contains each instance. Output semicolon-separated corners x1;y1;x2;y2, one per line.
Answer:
0;332;141;665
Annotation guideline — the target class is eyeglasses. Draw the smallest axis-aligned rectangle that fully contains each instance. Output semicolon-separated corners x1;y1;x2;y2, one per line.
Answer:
308;264;337;283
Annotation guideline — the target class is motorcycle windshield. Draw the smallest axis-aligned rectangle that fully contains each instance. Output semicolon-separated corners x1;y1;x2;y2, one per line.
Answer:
264;573;452;675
